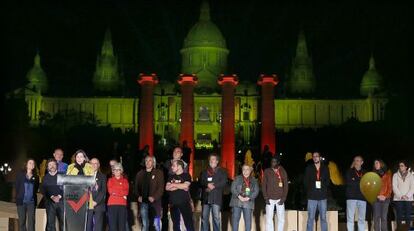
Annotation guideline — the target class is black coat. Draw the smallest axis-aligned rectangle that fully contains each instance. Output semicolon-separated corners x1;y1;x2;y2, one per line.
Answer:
91;172;107;212
304;163;330;200
15;171;39;206
345;168;366;201
200;167;228;207
41;172;63;201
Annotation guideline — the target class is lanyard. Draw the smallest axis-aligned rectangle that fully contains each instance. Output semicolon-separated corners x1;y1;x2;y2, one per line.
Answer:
274;167;282;181
243;176;250;188
207;168;215;177
355;169;363;178
316;168;321;181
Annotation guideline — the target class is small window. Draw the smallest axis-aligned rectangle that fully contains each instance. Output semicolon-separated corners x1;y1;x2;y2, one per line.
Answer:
243;111;250;121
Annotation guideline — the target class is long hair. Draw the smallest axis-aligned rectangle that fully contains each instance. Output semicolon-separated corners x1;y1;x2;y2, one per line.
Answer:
23;158;38;176
144;155;157;168
373;159;388;172
72;149;89;164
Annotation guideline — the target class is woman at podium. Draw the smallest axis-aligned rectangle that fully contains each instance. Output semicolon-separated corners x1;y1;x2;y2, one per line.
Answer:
66;150;93;176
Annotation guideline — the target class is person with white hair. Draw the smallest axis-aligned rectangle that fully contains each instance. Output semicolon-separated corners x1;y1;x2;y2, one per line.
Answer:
230;164;259;231
134;155;164;231
107;162;129;231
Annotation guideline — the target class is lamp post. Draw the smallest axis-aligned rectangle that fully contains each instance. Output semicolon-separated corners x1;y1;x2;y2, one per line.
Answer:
0;163;12;175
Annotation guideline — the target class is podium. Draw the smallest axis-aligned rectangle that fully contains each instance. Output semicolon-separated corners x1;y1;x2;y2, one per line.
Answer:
57;175;95;231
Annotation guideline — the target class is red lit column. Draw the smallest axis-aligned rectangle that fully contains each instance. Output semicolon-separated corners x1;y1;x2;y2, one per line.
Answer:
258;74;279;155
138;73;158;156
218;74;239;179
178;74;198;177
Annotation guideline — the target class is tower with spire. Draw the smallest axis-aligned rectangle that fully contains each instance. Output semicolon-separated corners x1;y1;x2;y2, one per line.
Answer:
93;29;121;93
180;1;229;93
288;30;316;95
26;51;48;94
360;54;384;97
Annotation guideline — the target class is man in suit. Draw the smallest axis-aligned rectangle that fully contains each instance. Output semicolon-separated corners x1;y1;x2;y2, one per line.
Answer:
87;158;107;231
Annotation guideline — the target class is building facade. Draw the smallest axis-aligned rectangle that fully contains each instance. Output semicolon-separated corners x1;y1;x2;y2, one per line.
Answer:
21;2;387;166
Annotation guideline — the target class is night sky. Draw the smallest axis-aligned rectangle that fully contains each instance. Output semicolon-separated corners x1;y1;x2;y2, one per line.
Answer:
2;0;413;127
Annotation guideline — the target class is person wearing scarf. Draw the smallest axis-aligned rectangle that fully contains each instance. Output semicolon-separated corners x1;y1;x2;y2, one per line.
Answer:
345;155;367;231
200;153;228;231
392;160;414;228
372;159;392;231
263;155;289;231
230;164;259;231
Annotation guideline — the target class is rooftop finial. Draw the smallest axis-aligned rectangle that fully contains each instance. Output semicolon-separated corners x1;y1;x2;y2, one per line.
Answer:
34;51;41;66
369;54;376;70
200;1;210;21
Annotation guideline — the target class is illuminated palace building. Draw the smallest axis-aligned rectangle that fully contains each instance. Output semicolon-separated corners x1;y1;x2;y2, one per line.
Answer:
21;2;386;177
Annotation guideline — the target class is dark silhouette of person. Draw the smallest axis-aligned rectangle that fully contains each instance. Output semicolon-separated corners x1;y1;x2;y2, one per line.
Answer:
138;145;150;168
261;144;273;170
182;140;191;165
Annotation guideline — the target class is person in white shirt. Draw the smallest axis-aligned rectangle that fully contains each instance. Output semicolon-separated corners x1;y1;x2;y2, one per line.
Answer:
392;160;414;226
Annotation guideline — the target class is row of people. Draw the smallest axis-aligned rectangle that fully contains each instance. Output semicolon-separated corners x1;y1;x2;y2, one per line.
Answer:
15;148;414;231
346;156;414;231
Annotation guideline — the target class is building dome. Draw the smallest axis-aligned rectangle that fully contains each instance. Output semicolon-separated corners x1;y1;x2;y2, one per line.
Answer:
26;52;48;93
360;55;383;97
183;2;226;49
180;1;229;92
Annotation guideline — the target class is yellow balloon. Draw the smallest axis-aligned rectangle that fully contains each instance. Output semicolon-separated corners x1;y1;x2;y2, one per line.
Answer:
360;172;382;204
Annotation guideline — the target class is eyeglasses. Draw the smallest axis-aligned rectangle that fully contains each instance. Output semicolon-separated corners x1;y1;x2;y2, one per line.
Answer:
113;169;122;171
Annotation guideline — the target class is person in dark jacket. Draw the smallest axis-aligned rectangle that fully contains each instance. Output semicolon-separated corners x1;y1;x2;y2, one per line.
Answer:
261;144;273;171
135;155;164;231
87;158;107;231
15;158;39;231
304;152;330;231
345;155;367;231
262;156;289;231
200;153;228;231
41;159;64;231
230;164;259;231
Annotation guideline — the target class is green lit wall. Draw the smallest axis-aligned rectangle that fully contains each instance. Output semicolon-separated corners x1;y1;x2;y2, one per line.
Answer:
25;89;387;147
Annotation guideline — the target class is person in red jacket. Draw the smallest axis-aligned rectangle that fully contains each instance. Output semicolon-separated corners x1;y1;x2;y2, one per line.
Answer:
107;162;129;231
372;159;392;231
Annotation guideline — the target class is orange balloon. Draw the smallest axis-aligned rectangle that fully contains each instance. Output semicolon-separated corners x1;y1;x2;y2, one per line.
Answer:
360;172;382;204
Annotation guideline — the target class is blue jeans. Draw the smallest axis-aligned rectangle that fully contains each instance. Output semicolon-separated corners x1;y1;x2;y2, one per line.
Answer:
307;199;327;231
394;201;412;224
231;207;252;231
201;204;221;231
140;203;161;231
346;199;366;231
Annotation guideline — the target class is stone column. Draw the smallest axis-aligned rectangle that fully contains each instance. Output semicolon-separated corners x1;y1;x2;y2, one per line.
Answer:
178;74;198;177
137;73;158;156
258;74;279;155
218;74;238;179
